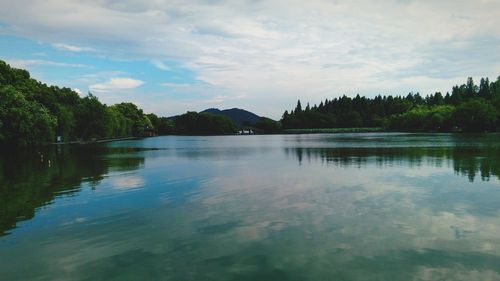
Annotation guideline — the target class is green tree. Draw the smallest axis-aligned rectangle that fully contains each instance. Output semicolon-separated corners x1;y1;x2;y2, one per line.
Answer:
295;100;302;112
147;113;174;135
75;94;108;140
453;99;497;132
113;103;152;136
255;117;281;133
174;112;237;135
0;86;56;145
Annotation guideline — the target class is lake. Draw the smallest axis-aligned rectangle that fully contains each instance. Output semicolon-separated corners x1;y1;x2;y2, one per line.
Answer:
1;133;500;280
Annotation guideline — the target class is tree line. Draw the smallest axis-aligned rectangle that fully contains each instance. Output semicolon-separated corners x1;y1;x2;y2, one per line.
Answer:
282;77;500;132
0;60;239;145
2;58;499;146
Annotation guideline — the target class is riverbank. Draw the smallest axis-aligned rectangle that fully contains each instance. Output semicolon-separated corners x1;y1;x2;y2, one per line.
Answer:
50;136;139;145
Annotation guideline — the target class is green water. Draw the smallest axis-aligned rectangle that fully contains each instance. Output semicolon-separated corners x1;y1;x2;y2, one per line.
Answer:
1;133;500;281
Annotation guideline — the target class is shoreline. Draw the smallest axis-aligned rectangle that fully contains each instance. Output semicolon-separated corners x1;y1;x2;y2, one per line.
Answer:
50;136;139;145
33;130;500;146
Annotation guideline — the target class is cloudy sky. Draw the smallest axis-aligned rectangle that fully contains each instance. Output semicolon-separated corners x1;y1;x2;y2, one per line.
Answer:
1;0;499;118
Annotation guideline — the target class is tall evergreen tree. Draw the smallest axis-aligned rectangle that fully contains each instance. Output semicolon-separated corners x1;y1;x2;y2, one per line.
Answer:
295;100;302;112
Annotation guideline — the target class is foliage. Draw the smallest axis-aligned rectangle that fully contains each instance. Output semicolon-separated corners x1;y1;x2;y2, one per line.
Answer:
201;108;260;127
74;94;108;139
147;113;175;135
0;145;145;235
0;60;166;144
386;105;455;132
255;117;281;133
282;76;500;132
0;86;56;145
453;99;497;132
112;103;152;137
2;59;498;144
0;60;243;145
174;112;238;135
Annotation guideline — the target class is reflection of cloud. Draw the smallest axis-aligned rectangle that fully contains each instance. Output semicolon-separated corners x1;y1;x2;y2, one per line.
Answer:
2;137;500;280
111;175;145;190
61;217;88;226
196;149;500;257
415;266;500;281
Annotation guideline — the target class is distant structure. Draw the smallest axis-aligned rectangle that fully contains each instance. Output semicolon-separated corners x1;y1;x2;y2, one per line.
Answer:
237;129;254;135
143;126;156;137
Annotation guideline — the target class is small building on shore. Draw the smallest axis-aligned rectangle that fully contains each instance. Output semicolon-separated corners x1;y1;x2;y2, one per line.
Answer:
143;126;156;137
237;129;254;135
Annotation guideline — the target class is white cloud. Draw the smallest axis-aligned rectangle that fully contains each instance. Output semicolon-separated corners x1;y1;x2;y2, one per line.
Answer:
160;82;191;88
73;88;84;97
90;77;144;92
6;59;87;69
52;43;95;52
205;94;246;104
151;60;171;71
1;0;499;117
76;71;127;84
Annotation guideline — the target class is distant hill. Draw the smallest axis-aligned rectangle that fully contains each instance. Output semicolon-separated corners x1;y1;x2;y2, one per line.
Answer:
201;108;260;127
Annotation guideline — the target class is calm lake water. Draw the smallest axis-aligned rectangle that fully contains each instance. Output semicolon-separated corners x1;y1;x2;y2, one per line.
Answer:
1;133;500;281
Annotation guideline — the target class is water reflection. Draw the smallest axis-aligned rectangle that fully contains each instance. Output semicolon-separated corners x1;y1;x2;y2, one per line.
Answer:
0;146;145;236
287;147;500;182
1;134;500;281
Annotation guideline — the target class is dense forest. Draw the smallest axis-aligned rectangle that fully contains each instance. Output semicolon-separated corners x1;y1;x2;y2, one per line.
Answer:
282;77;500;132
1;59;499;146
0;60;238;145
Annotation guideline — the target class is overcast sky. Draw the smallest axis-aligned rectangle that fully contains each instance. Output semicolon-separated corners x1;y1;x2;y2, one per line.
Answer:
1;0;499;118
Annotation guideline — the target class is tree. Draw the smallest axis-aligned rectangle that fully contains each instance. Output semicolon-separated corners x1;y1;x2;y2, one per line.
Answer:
74;94;108;139
466;77;477;97
114;102;150;136
106;106;130;137
147;113;174;135
453;99;497;132
479;78;491;99
174;112;237;135
281;76;499;132
0;86;56;145
295;100;302;112
282;110;289;120
255;117;281;133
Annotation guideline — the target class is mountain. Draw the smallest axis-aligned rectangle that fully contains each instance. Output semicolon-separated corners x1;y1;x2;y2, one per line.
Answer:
201;108;260;127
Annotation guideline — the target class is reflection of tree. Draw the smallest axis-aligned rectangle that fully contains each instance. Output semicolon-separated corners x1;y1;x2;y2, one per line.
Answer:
0;145;145;236
286;147;500;182
452;148;500;182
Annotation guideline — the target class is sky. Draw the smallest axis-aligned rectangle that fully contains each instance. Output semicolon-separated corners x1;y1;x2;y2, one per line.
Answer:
0;0;499;119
